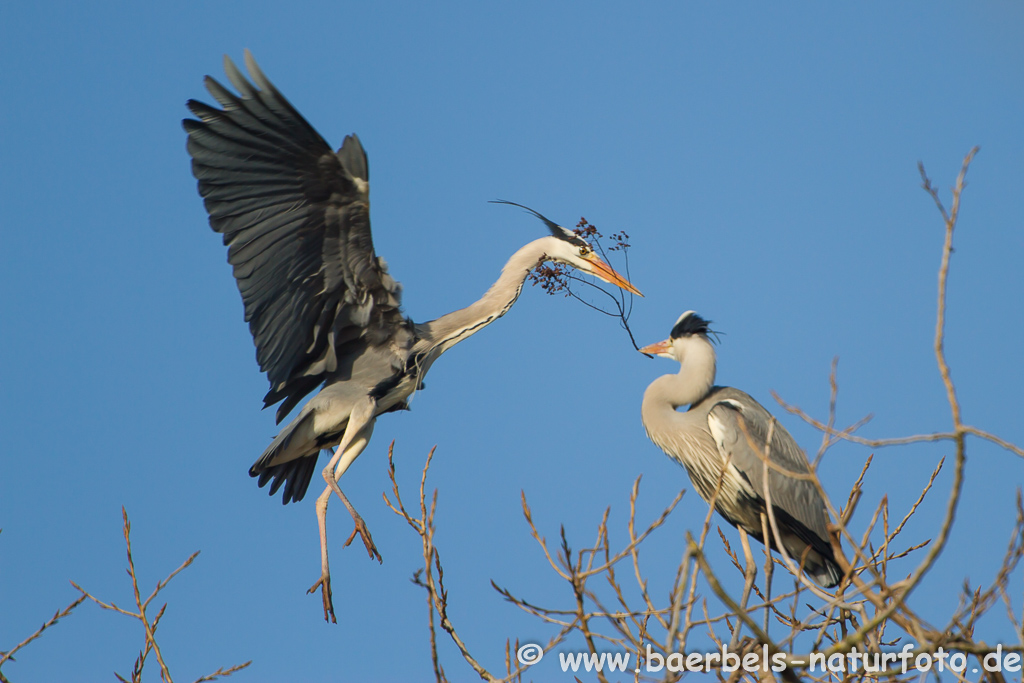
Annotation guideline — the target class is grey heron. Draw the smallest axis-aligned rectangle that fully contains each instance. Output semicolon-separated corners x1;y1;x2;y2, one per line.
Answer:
639;311;841;588
183;51;642;622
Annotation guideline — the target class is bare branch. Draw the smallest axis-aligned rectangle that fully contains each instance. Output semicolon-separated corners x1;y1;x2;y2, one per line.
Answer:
68;509;247;683
0;594;86;671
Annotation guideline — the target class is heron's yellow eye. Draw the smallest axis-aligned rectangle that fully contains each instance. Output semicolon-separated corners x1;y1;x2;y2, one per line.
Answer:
579;246;589;257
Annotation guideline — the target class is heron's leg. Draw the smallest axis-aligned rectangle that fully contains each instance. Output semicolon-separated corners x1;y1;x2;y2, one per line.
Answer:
308;431;377;623
731;526;758;649
309;484;337;623
319;399;379;559
326;422;380;561
759;511;774;634
307;399;378;623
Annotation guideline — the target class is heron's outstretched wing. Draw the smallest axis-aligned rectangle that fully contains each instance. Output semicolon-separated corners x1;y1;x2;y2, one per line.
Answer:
184;51;406;421
706;388;832;548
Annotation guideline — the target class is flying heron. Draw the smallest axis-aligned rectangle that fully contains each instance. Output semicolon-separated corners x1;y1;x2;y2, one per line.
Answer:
183;51;642;622
639;311;841;588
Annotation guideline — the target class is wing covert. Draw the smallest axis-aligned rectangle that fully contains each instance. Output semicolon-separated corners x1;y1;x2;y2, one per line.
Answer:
706;389;831;543
184;50;407;421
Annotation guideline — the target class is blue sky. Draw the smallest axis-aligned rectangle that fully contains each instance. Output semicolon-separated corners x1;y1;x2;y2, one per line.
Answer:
2;2;1022;681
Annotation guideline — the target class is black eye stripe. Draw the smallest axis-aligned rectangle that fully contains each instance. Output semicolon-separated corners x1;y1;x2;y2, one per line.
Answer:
562;230;590;249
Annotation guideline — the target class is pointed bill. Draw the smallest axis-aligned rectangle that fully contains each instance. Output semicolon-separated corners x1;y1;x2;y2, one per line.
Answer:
582;253;643;296
639;339;672;357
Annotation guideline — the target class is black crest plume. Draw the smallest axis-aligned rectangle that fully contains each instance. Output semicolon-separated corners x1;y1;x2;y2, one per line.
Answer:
490;200;590;250
670;311;714;339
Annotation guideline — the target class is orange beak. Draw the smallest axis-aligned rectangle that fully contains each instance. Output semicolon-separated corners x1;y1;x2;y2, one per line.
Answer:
638;339;672;356
582;253;643;297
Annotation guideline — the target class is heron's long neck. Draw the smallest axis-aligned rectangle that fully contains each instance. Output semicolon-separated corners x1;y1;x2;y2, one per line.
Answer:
642;340;717;414
416;238;548;362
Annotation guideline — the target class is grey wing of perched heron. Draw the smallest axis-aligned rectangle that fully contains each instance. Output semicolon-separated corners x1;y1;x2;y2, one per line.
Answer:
640;311;841;588
184;50;642;622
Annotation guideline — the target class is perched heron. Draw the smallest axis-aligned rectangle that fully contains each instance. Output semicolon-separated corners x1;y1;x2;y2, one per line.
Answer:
639;311;841;588
184;51;642;622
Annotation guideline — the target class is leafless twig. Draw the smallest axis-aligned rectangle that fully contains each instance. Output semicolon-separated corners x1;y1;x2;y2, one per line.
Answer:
70;508;250;683
0;594;86;682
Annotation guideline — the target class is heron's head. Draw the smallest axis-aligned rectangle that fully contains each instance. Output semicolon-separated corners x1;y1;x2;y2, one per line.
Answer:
493;200;642;296
542;231;642;296
639;311;717;360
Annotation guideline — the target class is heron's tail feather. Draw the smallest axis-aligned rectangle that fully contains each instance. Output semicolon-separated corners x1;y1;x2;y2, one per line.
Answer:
807;554;843;589
249;412;320;504
785;531;842;588
251;453;320;504
763;506;844;589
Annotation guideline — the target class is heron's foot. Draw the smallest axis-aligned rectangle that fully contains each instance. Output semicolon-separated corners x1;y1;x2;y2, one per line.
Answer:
344;515;382;564
307;574;337;624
